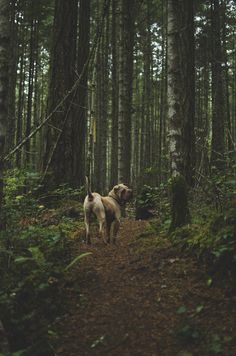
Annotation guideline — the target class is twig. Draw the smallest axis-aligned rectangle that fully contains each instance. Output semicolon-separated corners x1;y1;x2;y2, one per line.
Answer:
41;0;110;182
2;0;111;163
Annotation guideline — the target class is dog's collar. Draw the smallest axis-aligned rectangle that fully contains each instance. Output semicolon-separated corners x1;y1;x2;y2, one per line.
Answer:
108;193;123;206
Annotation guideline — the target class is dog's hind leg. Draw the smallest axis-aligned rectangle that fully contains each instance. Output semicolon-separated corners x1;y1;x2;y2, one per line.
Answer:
84;212;91;244
99;219;107;244
94;207;107;244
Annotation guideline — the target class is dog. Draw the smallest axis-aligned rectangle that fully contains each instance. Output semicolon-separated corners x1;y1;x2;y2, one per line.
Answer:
83;177;133;244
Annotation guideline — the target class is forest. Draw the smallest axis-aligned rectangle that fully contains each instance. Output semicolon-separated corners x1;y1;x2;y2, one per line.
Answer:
0;0;236;355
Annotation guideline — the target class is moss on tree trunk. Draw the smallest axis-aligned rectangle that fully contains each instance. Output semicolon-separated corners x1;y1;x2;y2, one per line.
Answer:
169;175;190;232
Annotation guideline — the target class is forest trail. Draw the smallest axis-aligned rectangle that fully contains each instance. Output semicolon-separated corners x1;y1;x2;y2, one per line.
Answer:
55;220;236;356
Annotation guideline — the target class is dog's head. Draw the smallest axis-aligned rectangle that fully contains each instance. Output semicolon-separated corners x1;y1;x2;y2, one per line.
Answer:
110;183;133;203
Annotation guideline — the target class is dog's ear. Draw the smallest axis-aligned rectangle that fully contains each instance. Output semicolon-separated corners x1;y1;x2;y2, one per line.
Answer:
113;185;120;193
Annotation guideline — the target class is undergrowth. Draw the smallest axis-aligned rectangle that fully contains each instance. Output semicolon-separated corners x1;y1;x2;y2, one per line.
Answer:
135;171;236;273
0;169;86;355
170;196;236;270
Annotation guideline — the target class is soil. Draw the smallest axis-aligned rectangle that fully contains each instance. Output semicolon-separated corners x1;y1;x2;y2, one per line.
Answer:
55;220;236;356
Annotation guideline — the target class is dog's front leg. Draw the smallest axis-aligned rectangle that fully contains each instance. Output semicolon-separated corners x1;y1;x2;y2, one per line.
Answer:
106;221;112;243
112;218;120;244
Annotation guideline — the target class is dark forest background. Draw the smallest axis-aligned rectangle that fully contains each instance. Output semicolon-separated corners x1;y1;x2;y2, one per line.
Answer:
2;0;236;191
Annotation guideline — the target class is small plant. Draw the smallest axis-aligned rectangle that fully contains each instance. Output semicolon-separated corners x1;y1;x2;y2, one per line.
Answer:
207;333;233;354
135;183;170;221
175;305;202;342
0;169;86;354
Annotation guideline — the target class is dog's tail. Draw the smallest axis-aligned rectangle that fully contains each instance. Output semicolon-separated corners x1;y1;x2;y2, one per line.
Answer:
85;176;93;201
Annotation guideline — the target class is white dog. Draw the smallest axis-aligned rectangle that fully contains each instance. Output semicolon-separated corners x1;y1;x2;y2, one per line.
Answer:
83;178;133;244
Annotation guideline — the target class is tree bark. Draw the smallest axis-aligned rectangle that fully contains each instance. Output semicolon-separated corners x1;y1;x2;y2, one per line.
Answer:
25;19;36;167
110;0;119;187
117;0;134;183
6;0;18;155
72;0;90;187
167;0;192;230
0;0;10;212
43;0;78;186
16;27;26;168
210;0;225;170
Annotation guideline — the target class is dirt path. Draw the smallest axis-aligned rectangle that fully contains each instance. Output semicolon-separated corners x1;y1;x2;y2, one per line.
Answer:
55;220;236;356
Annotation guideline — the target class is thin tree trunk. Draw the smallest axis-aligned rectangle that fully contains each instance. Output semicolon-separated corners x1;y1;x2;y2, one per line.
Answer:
122;0;134;184
0;0;10;213
110;0;119;187
6;0;18;154
72;0;90;187
25;19;36;167
118;0;134;183
210;0;225;170
221;2;233;154
16;31;26;168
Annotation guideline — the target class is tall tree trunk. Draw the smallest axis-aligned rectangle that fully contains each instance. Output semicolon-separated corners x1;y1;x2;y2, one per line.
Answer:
72;0;90;188
117;0;125;183
93;0;110;193
16;30;26;168
221;1;233;155
6;0;18;155
32;24;40;170
117;0;134;183
180;0;196;186
43;0;78;186
0;0;10;212
110;0;119;187
122;0;134;184
158;0;167;184
167;0;192;230
25;19;36;167
211;0;225;170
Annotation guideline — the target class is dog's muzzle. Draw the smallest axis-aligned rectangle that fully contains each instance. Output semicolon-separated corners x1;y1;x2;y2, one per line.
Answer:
123;189;133;201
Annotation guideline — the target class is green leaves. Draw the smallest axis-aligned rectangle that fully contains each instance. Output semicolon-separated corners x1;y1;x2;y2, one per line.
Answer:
207;277;213;287
64;252;92;271
91;335;106;349
195;304;204;314
177;305;187;314
14;246;45;267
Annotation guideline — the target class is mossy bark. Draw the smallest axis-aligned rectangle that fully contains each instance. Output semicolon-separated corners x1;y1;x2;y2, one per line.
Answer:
169;175;190;232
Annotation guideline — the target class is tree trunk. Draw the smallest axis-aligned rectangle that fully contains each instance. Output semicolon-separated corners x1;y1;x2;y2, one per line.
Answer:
210;0;225;170
221;2;233;155
122;0;134;184
110;0;119;187
0;0;10;213
72;0;90;188
117;0;134;183
43;0;78;187
25;19;36;167
167;0;192;230
6;0;18;155
16;29;26;168
180;0;196;186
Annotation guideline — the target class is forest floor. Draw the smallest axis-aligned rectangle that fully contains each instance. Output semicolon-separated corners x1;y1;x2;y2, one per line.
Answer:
54;219;236;356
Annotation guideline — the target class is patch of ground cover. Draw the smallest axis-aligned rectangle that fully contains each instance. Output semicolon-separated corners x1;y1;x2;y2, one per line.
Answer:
54;220;236;356
0;195;86;355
